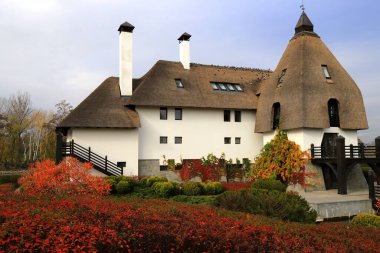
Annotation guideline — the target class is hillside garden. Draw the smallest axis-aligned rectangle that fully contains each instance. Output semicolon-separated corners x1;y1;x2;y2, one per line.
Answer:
0;132;379;252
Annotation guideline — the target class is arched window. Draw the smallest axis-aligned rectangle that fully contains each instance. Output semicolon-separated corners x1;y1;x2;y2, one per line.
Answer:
272;103;281;130
328;99;340;127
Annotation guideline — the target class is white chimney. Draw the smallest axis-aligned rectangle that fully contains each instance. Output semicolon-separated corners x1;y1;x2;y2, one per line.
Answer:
178;32;191;70
118;21;135;96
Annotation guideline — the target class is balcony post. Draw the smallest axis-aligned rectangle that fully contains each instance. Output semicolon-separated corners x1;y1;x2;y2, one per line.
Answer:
336;136;347;195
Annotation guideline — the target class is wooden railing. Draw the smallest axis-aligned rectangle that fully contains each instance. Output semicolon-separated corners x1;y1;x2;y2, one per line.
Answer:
311;144;378;159
61;140;123;176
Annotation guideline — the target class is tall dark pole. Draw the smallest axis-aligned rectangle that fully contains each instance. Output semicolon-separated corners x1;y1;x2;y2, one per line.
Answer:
336;136;347;195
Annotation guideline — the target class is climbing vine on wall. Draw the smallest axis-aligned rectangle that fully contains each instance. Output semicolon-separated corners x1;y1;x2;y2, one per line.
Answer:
249;131;310;186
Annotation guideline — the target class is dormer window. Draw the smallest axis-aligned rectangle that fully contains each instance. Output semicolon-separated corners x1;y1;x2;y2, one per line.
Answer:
277;69;287;86
175;79;184;88
322;65;331;79
210;82;244;92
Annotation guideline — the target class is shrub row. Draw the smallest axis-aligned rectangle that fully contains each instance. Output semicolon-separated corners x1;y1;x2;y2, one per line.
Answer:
215;188;317;223
106;176;224;197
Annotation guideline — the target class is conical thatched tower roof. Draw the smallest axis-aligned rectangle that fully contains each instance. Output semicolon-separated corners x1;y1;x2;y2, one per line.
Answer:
255;11;368;133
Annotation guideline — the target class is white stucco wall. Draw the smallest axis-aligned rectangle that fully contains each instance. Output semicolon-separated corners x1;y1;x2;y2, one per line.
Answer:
67;128;139;175
263;127;358;151
136;107;263;164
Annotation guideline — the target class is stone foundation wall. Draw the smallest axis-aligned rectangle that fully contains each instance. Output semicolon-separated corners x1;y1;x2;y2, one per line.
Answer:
138;159;181;182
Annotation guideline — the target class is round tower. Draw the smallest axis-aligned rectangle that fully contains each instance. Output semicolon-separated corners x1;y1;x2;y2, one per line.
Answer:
255;11;368;150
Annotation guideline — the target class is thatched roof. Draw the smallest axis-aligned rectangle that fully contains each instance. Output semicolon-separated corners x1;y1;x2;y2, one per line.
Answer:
58;77;140;128
255;12;368;133
127;60;271;109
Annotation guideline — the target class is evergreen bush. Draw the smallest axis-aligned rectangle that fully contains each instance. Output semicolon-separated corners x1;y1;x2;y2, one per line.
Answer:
182;182;202;196
146;176;168;187
152;182;180;198
352;213;380;228
215;189;317;223
251;179;286;192
116;180;132;194
203;182;224;195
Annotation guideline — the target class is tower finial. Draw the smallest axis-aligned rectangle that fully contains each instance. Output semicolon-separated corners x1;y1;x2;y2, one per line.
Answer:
300;0;305;11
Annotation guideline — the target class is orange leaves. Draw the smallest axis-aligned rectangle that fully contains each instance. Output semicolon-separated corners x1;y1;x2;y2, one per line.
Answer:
18;157;110;197
249;131;310;186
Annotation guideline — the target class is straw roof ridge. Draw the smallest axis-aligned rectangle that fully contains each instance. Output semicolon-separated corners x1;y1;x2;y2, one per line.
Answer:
127;60;269;109
191;62;272;73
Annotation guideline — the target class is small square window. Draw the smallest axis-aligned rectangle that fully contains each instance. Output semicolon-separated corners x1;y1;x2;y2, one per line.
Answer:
175;108;182;120
235;111;241;122
322;65;331;79
211;82;219;90
235;137;241;144
175;79;184;88
227;84;235;91
175;137;182;144
224;110;230;122
160;107;167;120
219;83;227;91
224;137;231;144
235;84;243;92
160;136;168;144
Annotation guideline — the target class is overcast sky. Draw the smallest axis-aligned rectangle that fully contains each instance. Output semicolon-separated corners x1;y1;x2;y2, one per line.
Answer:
0;0;379;142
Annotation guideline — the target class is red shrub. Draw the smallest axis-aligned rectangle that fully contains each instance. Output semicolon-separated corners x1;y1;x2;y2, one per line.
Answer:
0;194;379;252
221;181;252;191
179;159;222;182
18;157;110;197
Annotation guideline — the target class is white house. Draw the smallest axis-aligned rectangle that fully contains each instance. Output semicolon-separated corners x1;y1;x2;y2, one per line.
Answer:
58;11;370;191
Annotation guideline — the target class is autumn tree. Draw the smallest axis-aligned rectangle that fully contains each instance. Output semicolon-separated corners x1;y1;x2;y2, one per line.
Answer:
3;92;34;164
249;131;310;186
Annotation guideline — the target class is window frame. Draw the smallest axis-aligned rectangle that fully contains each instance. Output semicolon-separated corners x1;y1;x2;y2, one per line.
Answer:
235;137;241;144
224;110;231;122
175;79;184;88
175;108;182;120
160;107;167;120
235;110;241;122
224;137;231;144
322;65;331;79
328;99;340;127
272;103;281;130
160;136;168;144
174;136;182;144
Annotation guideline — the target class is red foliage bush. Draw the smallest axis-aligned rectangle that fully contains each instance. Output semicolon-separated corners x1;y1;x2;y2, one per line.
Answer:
18;157;110;197
0;194;379;252
221;181;252;191
179;159;222;182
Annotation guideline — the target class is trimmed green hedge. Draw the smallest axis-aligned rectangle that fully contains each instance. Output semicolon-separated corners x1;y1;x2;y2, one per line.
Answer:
183;182;202;196
251;179;286;192
215;188;317;223
116;180;133;194
202;182;224;195
352;213;380;228
152;182;180;198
